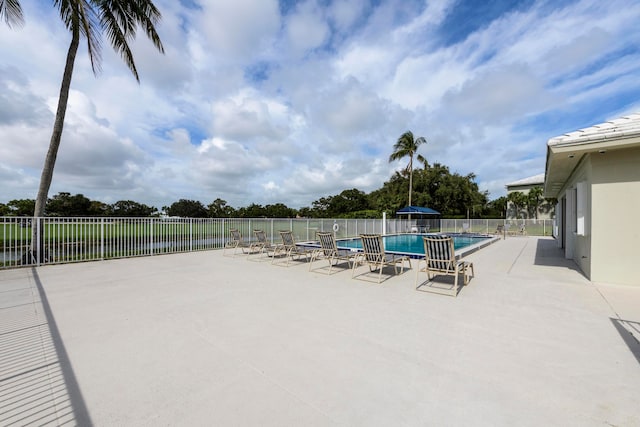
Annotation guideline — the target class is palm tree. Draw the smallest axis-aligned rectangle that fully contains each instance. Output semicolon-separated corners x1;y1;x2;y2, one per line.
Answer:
0;0;23;27
389;131;427;209
32;0;165;220
3;0;165;260
507;191;527;219
526;186;544;220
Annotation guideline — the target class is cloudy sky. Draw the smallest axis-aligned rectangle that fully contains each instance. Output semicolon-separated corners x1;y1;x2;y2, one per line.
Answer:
1;0;639;210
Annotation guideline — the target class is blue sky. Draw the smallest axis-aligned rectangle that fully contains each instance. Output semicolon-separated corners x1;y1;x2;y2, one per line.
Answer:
1;0;639;210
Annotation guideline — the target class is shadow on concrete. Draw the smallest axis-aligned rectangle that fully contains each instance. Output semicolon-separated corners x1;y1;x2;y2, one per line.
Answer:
0;268;92;425
610;318;640;365
415;279;461;297
533;238;584;274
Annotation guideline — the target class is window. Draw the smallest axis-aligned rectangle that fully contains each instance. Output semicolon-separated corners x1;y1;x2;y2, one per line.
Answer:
576;182;586;236
571;188;577;233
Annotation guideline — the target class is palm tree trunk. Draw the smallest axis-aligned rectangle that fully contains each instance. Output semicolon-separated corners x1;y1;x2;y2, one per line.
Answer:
30;28;79;258
408;155;413;221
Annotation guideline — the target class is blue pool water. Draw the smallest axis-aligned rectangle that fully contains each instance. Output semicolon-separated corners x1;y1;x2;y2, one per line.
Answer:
337;234;490;256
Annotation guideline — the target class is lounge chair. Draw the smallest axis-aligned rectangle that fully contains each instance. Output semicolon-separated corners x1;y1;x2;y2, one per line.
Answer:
506;223;527;236
272;230;314;266
505;223;513;236
351;234;411;283
415;235;474;297
223;228;256;256
309;231;357;274
248;230;280;260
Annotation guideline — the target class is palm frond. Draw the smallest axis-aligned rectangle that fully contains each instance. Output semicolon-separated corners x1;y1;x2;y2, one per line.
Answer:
77;0;102;75
99;4;139;80
1;0;24;28
54;0;102;75
128;0;164;53
96;0;165;81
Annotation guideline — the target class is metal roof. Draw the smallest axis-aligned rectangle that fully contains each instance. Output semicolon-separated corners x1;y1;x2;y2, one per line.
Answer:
505;173;545;188
544;113;640;198
547;112;640;147
395;206;441;215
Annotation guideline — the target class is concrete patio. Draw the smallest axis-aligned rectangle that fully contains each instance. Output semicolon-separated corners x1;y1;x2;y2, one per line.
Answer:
1;236;639;426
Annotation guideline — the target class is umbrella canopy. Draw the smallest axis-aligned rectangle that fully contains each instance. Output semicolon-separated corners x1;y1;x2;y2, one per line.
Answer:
395;206;440;215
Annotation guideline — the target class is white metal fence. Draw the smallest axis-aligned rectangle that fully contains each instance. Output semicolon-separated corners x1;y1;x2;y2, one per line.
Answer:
1;217;553;269
440;218;554;236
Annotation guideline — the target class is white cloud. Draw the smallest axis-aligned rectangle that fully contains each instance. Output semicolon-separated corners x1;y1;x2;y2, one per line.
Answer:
1;0;639;208
211;89;290;141
196;0;280;62
0;66;52;126
285;1;331;56
442;63;558;124
328;0;366;33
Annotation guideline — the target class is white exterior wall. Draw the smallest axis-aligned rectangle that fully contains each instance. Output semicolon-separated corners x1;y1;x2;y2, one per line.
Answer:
559;157;592;279
590;147;640;285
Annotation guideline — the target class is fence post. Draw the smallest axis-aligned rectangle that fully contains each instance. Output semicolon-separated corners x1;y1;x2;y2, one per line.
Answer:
270;219;274;244
36;217;41;266
382;212;386;236
100;218;104;259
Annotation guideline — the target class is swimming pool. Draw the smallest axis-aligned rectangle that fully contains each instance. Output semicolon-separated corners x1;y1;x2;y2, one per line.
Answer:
336;233;494;258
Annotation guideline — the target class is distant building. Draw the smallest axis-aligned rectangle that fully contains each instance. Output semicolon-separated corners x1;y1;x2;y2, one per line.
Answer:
544;112;640;286
505;174;554;220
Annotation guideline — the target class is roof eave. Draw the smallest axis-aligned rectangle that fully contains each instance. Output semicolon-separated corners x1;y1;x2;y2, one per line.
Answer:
544;132;640;198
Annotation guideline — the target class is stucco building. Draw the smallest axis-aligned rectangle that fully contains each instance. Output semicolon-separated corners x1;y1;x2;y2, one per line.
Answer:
544;113;640;286
505;174;554;220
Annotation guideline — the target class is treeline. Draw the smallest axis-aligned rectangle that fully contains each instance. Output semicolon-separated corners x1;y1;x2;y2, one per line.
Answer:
0;194;158;217
1;162;510;218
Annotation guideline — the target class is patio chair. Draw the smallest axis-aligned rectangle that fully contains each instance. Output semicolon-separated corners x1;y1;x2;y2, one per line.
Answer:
248;230;280;260
506;222;526;236
351;234;411;283
493;224;504;235
415;235;474;297
309;231;357;274
505;223;513;236
224;229;256;256
272;230;314;266
461;222;470;233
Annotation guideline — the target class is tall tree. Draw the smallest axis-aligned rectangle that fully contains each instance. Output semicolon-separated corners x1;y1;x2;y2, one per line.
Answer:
486;196;508;218
2;0;164;259
46;192;92;216
369;162;488;218
507;191;527;220
389;131;427;210
7;199;35;216
29;0;165;221
167;199;207;218
329;189;369;216
112;200;156;217
526;187;544;220
208;198;235;218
